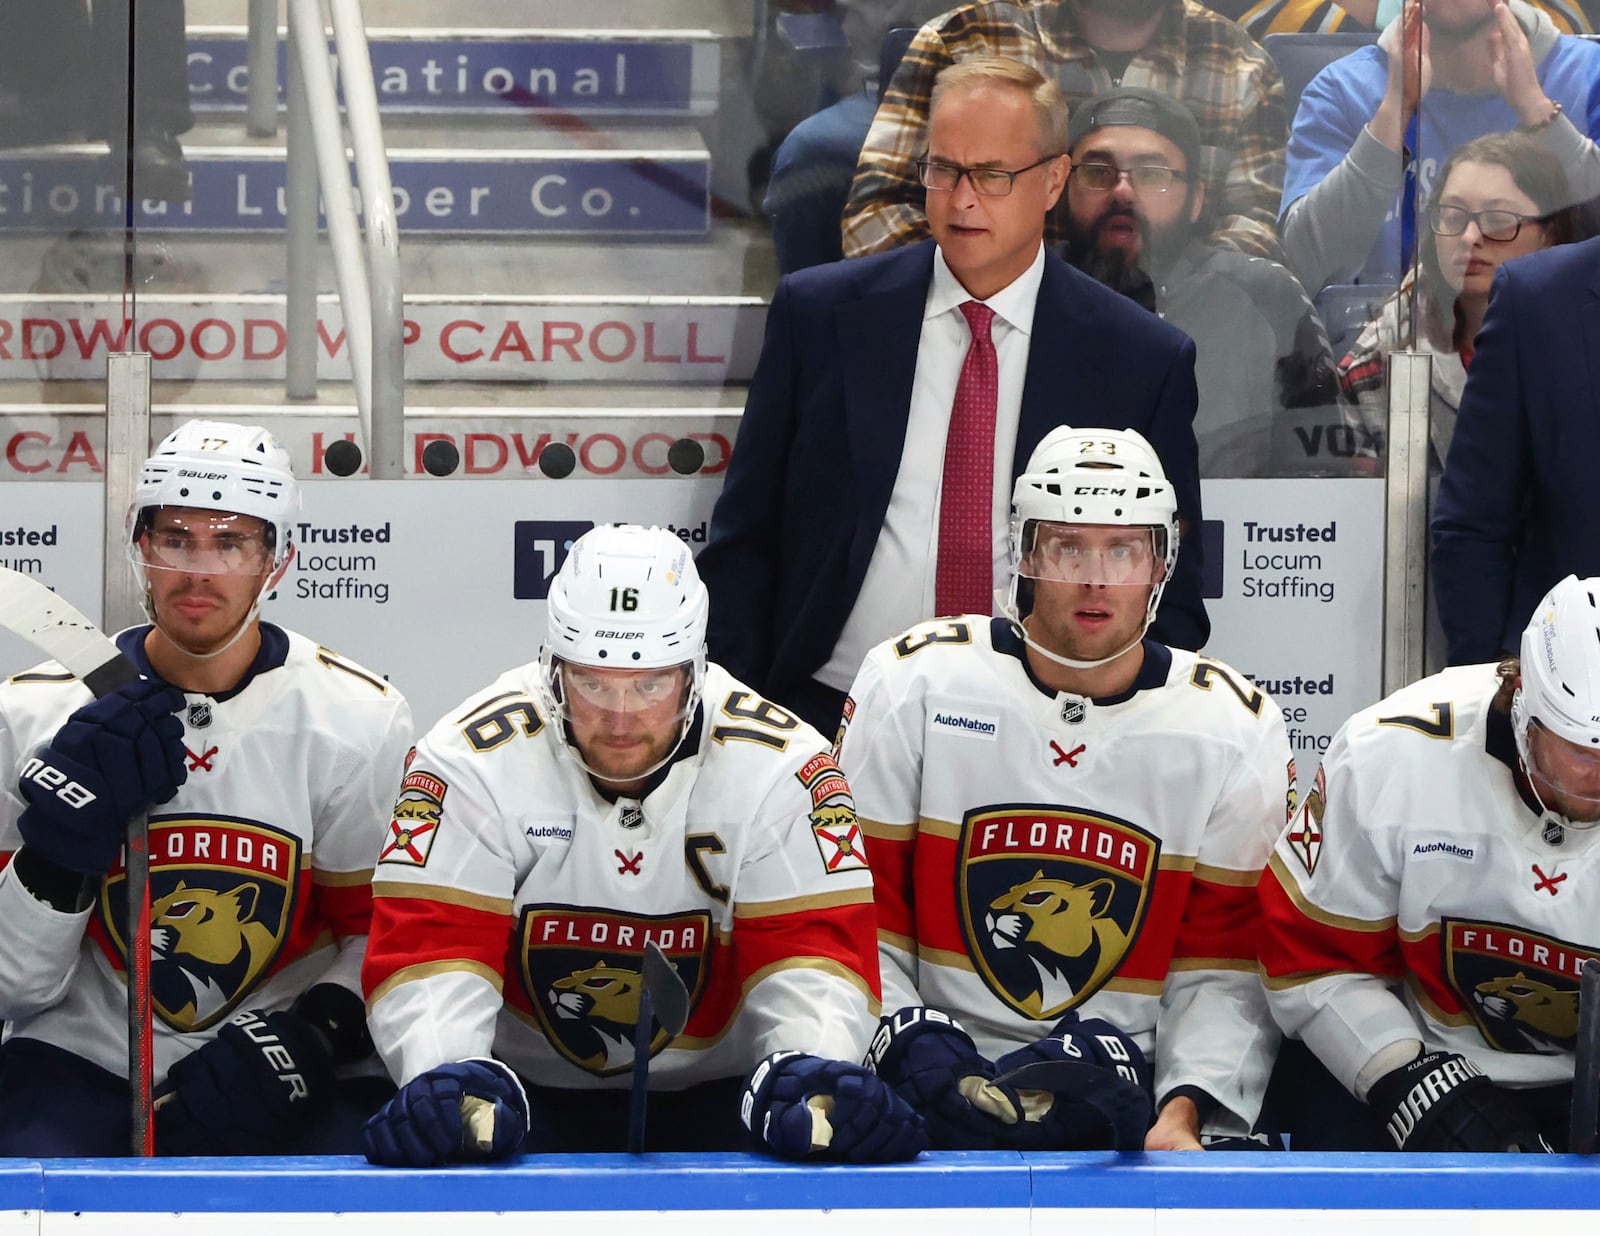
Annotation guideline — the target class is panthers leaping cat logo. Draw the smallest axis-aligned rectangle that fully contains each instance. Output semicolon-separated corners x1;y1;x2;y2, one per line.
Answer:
1473;972;1579;1050
150;880;279;1031
550;961;642;1027
986;872;1129;1018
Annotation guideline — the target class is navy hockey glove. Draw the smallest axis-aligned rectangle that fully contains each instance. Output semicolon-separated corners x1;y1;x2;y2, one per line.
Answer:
991;1010;1155;1150
1367;1050;1552;1153
155;1006;336;1155
742;1050;928;1163
16;678;186;875
363;1059;530;1167
865;1006;1027;1148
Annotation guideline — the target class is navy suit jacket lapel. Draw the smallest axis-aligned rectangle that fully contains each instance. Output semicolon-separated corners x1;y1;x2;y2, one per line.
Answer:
1015;256;1090;477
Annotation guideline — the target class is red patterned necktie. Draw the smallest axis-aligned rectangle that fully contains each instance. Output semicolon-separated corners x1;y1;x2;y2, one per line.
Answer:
935;300;998;617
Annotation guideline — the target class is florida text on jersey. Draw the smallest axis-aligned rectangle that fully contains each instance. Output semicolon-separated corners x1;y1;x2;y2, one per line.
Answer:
835;617;1291;1132
362;662;881;1090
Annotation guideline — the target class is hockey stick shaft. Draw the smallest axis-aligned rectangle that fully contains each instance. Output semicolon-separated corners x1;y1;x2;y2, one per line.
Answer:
1571;958;1600;1154
0;568;154;1154
626;942;692;1154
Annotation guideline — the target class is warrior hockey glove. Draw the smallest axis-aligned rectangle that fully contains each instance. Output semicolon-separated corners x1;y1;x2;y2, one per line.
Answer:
865;1006;1028;1148
364;1058;530;1167
742;1050;928;1163
991;1010;1155;1150
1367;1050;1551;1153
155;1006;336;1155
16;678;187;875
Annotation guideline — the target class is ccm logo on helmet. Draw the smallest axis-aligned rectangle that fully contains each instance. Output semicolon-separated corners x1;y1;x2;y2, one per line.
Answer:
1073;485;1134;496
593;630;645;639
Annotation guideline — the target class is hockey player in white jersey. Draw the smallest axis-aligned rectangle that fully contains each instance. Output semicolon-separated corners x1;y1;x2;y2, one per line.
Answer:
361;523;924;1166
0;419;413;1155
1260;574;1600;1151
837;426;1289;1151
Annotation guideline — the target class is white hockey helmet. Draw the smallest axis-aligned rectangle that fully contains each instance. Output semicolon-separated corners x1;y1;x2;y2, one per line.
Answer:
1512;575;1600;821
539;524;709;776
126;419;299;570
1005;425;1180;632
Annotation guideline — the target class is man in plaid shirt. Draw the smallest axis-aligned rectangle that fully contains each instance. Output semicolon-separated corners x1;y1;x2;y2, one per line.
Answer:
842;0;1288;263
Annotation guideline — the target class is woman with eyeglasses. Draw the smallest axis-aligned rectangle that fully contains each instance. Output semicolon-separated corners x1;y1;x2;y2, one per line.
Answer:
1337;131;1583;474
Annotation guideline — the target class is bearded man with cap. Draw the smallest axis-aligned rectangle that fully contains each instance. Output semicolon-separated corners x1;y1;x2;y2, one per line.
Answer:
1060;87;1337;477
0;418;414;1156
1260;573;1600;1151
835;427;1291;1151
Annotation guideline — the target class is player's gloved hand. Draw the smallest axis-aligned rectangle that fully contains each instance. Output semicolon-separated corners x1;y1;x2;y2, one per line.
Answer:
742;1050;928;1163
16;678;187;875
991;1010;1155;1149
363;1058;530;1167
1366;1050;1552;1152
864;1006;1026;1148
155;1006;336;1155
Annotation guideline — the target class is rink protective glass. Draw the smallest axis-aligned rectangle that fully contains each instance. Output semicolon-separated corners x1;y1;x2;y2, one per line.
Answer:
1018;521;1165;586
556;661;694;717
134;510;275;576
1525;719;1600;811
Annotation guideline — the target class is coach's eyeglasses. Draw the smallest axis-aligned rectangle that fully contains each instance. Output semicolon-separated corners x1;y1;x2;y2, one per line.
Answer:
916;154;1061;196
1427;204;1544;242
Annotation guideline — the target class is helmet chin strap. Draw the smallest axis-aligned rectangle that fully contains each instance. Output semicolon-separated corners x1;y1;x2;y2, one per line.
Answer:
139;563;280;664
1512;689;1600;834
998;581;1154;673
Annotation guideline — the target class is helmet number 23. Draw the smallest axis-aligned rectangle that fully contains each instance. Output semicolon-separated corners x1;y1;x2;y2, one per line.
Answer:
609;587;639;612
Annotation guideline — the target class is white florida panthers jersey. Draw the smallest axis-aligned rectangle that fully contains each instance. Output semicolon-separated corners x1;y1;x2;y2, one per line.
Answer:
1261;664;1600;1095
362;660;881;1091
836;617;1292;1131
0;624;413;1084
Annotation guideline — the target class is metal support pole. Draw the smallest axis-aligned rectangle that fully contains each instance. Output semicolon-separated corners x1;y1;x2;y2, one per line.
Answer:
246;0;279;138
103;353;152;634
1381;350;1432;696
284;20;318;400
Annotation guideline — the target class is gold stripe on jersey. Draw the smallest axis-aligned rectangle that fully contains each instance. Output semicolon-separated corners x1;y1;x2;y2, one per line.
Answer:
734;887;874;919
371;879;514;915
921;944;979;973
1193;861;1261;886
1158;853;1199;873
1399;922;1442;944
1169;957;1259;974
880;928;915;953
1407;972;1476;1027
860;817;916;841
366;958;505;1007
1267;852;1397;933
1100;975;1166;996
313;867;374;887
917;816;963;841
1260;966;1354;990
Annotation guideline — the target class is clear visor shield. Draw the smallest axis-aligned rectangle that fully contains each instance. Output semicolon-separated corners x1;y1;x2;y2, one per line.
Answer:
132;509;275;577
1019;521;1166;587
1525;719;1600;819
553;660;695;721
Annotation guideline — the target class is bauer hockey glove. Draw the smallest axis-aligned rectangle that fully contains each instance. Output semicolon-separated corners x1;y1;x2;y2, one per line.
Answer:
991;1010;1155;1150
742;1050;928;1162
1366;1050;1552;1153
363;1058;530;1167
155;1004;337;1155
16;678;187;876
865;1006;1029;1148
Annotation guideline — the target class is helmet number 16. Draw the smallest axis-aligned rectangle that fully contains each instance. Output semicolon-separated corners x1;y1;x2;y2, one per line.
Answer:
610;587;639;612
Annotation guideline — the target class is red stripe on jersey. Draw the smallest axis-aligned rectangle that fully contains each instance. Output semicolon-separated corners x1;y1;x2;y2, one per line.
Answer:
1112;867;1189;982
1399;934;1464;1015
868;831;915;940
682;900;880;1039
908;833;964;953
361;894;513;998
1258;866;1404;979
1168;875;1261;966
312;880;372;941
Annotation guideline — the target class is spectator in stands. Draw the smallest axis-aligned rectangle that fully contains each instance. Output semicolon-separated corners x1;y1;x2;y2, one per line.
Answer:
766;0;953;273
1280;0;1600;293
1238;0;1592;40
1431;231;1600;665
1058;87;1338;476
842;0;1290;264
700;56;1206;735
1337;131;1580;474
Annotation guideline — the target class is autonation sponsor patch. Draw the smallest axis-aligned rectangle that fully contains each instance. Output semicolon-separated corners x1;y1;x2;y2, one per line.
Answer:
932;710;999;740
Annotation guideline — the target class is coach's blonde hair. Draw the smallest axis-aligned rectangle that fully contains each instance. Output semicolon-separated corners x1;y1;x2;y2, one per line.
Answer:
930;57;1070;157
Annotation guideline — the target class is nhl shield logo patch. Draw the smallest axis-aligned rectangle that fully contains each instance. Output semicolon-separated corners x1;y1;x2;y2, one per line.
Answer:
517;906;710;1077
98;815;300;1033
1443;918;1600;1053
959;804;1158;1020
380;771;446;867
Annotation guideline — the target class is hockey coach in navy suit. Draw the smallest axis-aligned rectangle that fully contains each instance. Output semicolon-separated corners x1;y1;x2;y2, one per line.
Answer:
700;56;1207;733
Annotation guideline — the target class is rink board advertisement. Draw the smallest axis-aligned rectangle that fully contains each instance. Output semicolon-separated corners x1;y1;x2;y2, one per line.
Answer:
0;296;766;384
0;473;1384;750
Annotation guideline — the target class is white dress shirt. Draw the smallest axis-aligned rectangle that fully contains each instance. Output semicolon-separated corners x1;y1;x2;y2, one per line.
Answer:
816;244;1045;693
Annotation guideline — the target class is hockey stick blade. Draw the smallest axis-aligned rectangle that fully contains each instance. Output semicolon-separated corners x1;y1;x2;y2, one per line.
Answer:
625;943;692;1154
0;567;152;1156
1570;958;1600;1154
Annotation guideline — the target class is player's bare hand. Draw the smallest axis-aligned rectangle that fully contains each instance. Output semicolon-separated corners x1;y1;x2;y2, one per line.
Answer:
1144;1095;1204;1151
